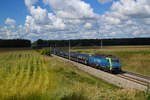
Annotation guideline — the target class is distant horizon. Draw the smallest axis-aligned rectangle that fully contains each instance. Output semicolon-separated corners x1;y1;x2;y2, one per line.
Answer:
1;36;150;43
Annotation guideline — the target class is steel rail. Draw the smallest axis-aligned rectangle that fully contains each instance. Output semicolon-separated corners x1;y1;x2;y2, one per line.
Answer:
123;70;150;80
116;74;148;86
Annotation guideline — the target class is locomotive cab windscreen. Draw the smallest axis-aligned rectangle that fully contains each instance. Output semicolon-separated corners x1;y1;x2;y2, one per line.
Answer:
111;58;120;63
110;58;121;70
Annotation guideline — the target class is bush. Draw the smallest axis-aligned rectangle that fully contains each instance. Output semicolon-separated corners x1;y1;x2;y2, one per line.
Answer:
38;48;51;56
60;91;87;100
146;84;150;100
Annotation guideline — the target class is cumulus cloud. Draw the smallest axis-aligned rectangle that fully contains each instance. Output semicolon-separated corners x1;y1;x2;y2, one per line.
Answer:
5;18;16;25
84;23;92;29
96;0;150;38
140;18;150;24
105;16;121;25
111;0;150;19
98;0;112;4
25;0;38;8
43;0;97;19
24;0;67;35
21;0;98;41
30;6;49;25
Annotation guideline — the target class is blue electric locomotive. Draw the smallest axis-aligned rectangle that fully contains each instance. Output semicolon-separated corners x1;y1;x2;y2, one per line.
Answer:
88;54;121;72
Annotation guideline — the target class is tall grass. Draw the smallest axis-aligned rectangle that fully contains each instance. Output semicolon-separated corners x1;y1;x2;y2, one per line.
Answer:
0;51;56;100
146;84;150;100
0;50;146;100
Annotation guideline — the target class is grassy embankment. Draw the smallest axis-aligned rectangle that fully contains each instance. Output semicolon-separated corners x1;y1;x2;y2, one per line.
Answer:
0;49;148;100
71;46;150;76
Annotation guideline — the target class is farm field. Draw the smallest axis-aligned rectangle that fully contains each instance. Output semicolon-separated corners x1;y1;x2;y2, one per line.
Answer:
0;49;147;100
71;45;150;76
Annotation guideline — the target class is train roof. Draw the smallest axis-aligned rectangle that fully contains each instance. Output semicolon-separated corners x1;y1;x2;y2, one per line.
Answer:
93;53;117;58
77;53;89;56
70;52;89;57
55;49;89;57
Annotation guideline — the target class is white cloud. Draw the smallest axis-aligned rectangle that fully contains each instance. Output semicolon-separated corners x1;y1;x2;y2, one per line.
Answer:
30;6;49;25
98;0;112;4
125;20;135;25
65;19;83;24
24;1;66;35
140;18;150;24
111;0;150;19
5;18;16;25
43;0;97;19
95;0;150;38
105;16;121;25
21;0;98;41
84;23;92;29
25;0;38;8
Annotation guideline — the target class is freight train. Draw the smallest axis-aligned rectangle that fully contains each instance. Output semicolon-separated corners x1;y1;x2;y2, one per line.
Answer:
51;48;122;73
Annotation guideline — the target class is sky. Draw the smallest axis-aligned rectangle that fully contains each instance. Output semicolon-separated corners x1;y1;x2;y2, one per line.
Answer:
0;0;150;41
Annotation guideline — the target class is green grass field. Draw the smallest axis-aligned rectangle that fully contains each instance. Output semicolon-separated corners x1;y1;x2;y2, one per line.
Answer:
71;46;150;76
0;49;148;100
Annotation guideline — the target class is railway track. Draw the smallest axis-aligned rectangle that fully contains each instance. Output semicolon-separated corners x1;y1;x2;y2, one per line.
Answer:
124;70;150;81
117;71;150;86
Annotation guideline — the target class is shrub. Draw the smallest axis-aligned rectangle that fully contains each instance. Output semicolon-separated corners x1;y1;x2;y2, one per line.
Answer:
146;84;150;100
60;92;87;100
38;48;51;56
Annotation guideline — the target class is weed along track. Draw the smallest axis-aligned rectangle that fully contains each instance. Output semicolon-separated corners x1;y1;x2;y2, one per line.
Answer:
52;54;148;91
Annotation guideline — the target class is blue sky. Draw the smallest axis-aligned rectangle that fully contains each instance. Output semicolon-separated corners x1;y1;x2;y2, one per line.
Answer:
0;0;27;26
0;0;150;41
0;0;113;26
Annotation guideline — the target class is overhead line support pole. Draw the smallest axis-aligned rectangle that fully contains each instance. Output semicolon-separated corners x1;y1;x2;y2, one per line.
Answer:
69;40;70;60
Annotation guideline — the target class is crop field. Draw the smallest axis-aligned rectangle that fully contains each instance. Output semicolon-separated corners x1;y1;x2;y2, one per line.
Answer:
0;49;148;100
71;45;150;76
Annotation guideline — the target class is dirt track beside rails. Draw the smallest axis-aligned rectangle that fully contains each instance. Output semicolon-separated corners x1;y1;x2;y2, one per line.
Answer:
52;54;147;91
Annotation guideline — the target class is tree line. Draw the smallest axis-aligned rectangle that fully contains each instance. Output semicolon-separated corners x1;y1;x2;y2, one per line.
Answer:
1;38;149;48
0;39;31;48
32;37;150;48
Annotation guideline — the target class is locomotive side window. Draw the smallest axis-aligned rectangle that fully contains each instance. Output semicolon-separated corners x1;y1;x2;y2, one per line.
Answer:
111;59;119;63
